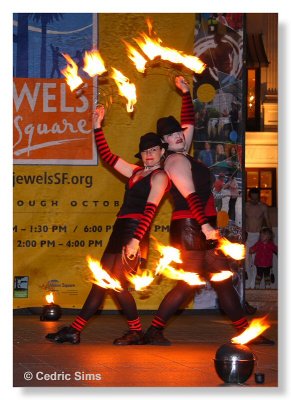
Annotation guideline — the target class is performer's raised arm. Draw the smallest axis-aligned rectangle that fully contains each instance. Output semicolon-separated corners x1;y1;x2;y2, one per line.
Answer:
175;76;194;152
93;106;138;178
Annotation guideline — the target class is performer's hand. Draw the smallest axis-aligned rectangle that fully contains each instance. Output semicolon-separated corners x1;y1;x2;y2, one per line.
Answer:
201;223;220;241
175;76;190;94
93;105;105;129
124;238;140;260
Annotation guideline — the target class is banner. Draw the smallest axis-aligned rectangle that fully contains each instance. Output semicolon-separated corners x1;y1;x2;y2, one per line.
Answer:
192;13;245;307
13;13;197;310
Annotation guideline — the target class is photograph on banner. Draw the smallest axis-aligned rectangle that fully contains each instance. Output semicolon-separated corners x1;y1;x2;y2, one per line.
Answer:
192;13;244;307
13;13;97;165
13;12;278;388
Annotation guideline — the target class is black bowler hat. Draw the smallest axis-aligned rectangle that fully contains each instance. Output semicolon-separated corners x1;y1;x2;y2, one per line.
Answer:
157;115;186;137
135;132;168;159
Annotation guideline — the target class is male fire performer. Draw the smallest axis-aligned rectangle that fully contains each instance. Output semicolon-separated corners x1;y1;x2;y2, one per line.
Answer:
142;76;274;346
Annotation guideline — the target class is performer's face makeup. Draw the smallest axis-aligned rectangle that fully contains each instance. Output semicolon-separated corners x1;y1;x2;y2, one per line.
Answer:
141;146;164;167
163;131;185;151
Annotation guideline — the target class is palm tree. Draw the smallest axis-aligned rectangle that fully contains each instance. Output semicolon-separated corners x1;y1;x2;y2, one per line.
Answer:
31;13;63;78
15;13;31;77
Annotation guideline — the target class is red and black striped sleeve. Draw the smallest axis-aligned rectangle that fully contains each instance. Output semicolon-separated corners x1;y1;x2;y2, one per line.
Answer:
181;91;195;126
94;128;119;167
186;192;208;225
133;202;157;241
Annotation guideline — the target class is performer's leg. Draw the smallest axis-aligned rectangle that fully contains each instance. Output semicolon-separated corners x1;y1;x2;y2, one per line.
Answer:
46;253;116;344
144;281;195;346
212;277;274;345
145;250;203;346
111;255;144;345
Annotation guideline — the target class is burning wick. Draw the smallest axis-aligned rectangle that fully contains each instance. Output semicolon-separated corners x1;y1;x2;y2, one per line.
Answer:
45;292;54;304
126;269;155;291
87;255;123;292
83;49;107;77
126;18;206;74
40;292;62;321
154;240;205;286
216;237;245;261
111;68;137;113
231;315;271;345
61;53;84;92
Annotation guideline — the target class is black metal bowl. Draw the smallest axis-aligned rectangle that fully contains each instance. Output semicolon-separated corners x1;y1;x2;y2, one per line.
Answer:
214;343;256;384
40;304;62;321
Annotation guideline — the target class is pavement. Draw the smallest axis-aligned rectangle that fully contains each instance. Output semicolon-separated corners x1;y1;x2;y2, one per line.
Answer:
13;308;278;388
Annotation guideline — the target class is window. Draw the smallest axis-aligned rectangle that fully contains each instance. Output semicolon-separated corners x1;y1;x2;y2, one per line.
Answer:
246;68;261;131
246;168;276;206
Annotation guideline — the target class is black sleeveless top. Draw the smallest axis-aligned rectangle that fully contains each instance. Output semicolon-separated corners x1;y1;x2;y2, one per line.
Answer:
167;152;213;212
118;168;165;217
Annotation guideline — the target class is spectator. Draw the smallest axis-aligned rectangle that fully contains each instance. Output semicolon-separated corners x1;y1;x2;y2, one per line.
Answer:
245;188;271;289
249;227;278;289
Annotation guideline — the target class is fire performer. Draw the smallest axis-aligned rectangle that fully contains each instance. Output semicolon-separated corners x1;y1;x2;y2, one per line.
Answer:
46;105;170;345
143;76;274;346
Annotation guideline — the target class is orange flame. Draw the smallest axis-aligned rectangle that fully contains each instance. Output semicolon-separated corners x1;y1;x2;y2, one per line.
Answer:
127;269;155;291
111;67;137;112
155;242;183;275
87;256;123;292
210;271;233;282
217;237;245;260
161;265;206;286
61;53;84;92
123;40;148;73
231;316;271;345
45;292;54;304
130;19;205;74
154;241;205;286
83;49;107;77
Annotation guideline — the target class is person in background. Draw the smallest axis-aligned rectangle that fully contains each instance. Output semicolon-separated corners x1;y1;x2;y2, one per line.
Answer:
249;227;278;289
198;141;215;167
245;188;271;289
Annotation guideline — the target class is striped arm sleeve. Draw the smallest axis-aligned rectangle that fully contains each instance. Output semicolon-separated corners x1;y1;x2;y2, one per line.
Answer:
94;128;119;167
181;91;195;126
133;202;157;241
186;192;208;225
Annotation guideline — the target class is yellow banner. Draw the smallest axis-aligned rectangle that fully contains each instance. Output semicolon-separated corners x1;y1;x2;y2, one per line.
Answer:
13;13;196;310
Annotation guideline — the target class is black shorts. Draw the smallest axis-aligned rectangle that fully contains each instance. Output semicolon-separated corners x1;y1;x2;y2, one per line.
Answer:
170;218;230;278
104;218;149;258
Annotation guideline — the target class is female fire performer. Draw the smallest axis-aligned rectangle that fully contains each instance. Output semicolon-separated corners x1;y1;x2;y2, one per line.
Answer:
142;77;274;346
46;105;170;345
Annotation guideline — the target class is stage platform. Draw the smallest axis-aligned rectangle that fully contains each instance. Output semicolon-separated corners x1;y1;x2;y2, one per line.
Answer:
13;310;278;388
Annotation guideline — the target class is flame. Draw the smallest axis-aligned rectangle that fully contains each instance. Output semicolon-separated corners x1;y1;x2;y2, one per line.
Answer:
61;53;84;92
87;256;123;292
111;68;137;112
129;19;205;74
210;271;233;282
231;316;271;345
127;269;155;291
123;40;148;73
154;241;205;286
155;242;183;275
161;265;206;286
217;237;245;260
45;292;54;304
83;49;107;77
